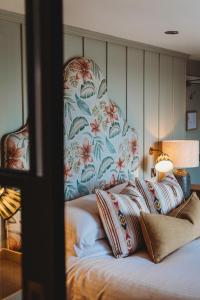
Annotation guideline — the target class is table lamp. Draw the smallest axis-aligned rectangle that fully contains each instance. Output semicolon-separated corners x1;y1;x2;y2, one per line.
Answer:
0;187;21;247
162;140;199;198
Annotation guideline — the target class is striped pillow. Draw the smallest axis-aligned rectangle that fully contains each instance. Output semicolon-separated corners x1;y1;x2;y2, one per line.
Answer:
135;175;184;215
95;185;149;258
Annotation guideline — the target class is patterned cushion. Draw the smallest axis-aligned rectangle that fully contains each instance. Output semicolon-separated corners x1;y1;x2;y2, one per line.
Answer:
95;185;149;258
135;175;184;214
64;57;139;200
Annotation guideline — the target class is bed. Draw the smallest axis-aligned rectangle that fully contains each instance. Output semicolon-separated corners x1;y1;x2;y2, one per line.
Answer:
67;239;200;300
3;56;200;300
65;180;200;300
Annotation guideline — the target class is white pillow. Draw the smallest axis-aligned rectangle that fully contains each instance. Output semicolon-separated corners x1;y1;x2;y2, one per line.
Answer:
65;182;128;255
67;239;112;258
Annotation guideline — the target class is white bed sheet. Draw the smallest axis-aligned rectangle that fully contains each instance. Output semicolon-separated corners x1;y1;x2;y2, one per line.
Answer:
67;238;200;300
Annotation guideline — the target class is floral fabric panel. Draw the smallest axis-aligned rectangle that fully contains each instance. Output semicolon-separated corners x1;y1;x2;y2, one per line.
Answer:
2;124;29;251
96;185;149;258
64;57;139;200
3;125;29;170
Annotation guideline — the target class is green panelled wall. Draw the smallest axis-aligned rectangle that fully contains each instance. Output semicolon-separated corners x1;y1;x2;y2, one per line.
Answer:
143;51;159;177
127;47;144;176
0;19;23;164
0;18;187;180
186;83;200;184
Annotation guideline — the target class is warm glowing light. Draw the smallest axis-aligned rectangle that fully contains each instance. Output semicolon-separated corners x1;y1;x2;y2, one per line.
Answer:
155;160;174;172
155;153;173;173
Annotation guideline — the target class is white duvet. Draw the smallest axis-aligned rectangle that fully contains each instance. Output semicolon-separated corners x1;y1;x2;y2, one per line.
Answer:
67;238;200;300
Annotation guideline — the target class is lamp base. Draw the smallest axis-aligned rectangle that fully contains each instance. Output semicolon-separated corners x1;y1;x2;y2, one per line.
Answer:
174;169;191;199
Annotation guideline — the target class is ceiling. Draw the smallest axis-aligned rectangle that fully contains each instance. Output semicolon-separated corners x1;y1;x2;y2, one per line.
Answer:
1;0;200;59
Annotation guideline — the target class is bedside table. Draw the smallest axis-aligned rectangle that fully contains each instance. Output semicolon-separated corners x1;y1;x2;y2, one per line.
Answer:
191;184;200;198
0;248;22;299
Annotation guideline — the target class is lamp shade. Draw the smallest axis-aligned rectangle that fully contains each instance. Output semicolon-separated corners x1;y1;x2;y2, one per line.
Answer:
162;140;199;169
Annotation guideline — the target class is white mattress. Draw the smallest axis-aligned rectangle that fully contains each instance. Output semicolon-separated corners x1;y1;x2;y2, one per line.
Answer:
67;238;200;300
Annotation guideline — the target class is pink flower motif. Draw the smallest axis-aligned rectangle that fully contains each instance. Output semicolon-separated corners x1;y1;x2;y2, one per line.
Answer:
116;158;125;170
6;140;24;169
104;103;118;123
90;119;101;135
64;81;70;91
70;58;92;81
64;164;72;181
129;138;138;156
79;139;93;165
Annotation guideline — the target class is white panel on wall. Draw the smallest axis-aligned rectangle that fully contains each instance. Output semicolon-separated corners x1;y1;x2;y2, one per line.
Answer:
144;51;159;178
186;85;200;184
0;19;22;148
159;54;173;141
84;38;107;77
107;43;126;116
173;57;186;139
127;47;144;177
63;34;83;63
22;24;28;124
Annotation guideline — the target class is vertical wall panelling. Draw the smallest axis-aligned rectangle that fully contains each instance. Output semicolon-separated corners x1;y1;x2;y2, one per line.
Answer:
127;47;144;177
144;51;159;178
0;19;23;154
186;84;200;184
63;34;83;63
84;38;107;77
0;15;188;181
107;43;126;116
173;57;186;139
22;24;28;124
159;54;173;141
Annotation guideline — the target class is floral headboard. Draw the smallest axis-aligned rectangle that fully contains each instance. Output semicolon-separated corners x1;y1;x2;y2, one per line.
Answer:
2;57;139;202
2;57;139;250
63;57;139;199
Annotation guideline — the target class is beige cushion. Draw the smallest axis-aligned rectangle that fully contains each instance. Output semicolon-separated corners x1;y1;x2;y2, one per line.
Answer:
140;192;200;263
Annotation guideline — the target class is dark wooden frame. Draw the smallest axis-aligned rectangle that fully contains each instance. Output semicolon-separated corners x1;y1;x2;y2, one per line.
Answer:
0;0;66;299
186;110;197;131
